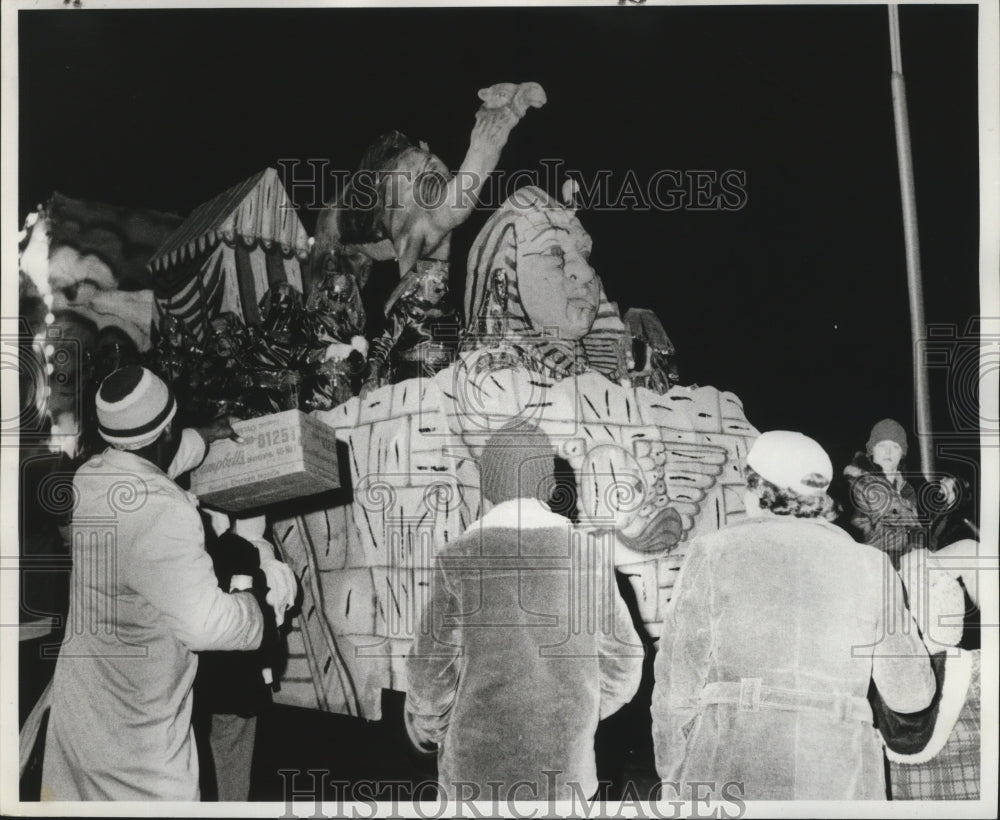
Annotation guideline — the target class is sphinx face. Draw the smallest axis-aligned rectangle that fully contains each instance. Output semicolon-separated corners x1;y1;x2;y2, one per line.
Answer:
516;210;600;341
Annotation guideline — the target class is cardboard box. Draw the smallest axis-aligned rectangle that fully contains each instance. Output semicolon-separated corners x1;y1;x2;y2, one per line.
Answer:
191;410;340;512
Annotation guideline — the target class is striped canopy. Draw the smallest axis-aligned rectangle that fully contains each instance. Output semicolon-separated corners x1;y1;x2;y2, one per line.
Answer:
148;168;310;340
148;168;310;274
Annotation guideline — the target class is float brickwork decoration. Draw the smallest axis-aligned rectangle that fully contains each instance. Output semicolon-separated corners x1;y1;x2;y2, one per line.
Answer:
266;182;759;719
272;353;757;718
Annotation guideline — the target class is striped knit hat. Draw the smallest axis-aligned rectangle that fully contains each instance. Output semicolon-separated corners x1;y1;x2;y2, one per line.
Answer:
96;366;177;450
479;420;556;505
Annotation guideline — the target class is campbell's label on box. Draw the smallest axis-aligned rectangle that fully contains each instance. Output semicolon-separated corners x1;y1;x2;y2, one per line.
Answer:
191;409;339;512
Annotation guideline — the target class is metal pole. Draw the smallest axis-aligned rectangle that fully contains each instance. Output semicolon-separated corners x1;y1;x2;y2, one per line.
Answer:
888;4;935;480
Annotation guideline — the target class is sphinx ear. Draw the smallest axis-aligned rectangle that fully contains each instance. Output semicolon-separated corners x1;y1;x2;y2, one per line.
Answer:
490;222;517;313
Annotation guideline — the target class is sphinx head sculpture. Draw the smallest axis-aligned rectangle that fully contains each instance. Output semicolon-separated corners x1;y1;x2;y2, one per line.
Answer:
463;186;607;377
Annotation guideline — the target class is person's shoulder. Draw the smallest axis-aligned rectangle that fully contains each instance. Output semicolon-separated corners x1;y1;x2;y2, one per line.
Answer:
687;519;891;593
844;451;876;480
787;518;891;572
679;519;755;561
436;527;480;557
73;449;109;476
131;489;202;551
702;515;869;549
699;515;769;542
114;458;197;518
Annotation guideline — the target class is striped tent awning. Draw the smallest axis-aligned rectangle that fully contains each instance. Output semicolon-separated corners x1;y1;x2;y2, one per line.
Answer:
147;167;310;277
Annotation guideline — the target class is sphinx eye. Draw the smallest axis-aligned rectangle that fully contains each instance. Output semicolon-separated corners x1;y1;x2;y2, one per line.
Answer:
542;245;566;260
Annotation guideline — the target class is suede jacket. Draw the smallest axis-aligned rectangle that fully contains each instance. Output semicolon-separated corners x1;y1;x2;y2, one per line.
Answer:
405;499;644;802
652;515;935;800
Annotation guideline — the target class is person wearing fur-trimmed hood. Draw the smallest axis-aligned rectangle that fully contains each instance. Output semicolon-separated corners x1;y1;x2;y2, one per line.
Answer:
404;420;644;802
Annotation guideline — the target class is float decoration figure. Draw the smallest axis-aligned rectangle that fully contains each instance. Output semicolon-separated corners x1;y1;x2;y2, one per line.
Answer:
310;83;547;393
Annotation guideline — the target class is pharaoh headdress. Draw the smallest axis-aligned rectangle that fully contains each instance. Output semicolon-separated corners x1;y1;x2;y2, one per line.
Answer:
462;186;626;380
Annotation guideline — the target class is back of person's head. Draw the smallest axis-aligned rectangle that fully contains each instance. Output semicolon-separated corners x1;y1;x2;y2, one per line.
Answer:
479;420;555;506
745;430;836;520
96;365;176;451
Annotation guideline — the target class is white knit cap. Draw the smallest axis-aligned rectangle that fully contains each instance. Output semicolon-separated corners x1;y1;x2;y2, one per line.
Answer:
96;366;177;450
746;431;832;496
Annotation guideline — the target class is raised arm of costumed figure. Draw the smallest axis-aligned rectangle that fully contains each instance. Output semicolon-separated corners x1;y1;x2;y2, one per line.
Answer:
311;83;546;312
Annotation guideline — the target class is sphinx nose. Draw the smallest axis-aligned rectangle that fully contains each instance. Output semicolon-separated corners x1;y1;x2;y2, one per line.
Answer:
566;259;596;288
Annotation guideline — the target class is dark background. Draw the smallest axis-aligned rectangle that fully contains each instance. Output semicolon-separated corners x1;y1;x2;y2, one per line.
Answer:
19;4;981;487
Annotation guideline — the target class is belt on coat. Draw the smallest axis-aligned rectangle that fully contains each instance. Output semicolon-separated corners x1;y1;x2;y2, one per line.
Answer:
698;678;873;724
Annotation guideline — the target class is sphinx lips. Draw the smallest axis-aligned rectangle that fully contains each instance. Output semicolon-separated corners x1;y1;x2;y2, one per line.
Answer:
569;299;598;321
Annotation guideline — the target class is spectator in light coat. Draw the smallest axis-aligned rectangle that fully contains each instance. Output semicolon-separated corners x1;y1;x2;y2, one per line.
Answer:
405;421;644;802
42;366;270;801
653;430;936;800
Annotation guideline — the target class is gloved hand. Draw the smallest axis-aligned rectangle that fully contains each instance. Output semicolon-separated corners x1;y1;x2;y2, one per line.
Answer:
259;556;297;627
404;705;444;754
232;516;298;626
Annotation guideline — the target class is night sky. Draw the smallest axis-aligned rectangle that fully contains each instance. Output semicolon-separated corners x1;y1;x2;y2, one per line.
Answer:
18;3;982;489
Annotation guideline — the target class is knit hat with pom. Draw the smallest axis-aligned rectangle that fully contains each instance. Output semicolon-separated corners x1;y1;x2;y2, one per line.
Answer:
96;366;176;450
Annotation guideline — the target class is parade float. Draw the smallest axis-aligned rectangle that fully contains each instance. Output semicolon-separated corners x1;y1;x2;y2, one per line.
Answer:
263;185;757;718
18;83;758;724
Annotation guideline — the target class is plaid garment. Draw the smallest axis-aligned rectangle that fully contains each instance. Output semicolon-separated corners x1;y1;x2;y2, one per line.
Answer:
890;650;980;800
